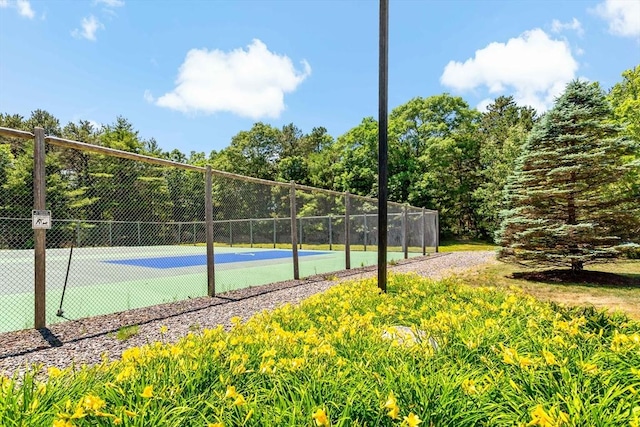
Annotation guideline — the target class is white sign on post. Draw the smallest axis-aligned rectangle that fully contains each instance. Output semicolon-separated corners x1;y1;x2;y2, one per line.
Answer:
32;210;52;229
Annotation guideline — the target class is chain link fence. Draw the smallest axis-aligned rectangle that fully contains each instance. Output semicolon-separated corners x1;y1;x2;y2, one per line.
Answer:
0;127;438;332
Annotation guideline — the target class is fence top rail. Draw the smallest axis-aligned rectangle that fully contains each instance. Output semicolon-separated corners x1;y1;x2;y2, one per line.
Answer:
3;127;438;214
0;127;34;139
45;135;206;173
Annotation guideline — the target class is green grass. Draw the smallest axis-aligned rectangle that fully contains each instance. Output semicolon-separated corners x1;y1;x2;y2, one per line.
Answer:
458;259;640;319
438;239;498;252
2;273;639;426
114;325;139;341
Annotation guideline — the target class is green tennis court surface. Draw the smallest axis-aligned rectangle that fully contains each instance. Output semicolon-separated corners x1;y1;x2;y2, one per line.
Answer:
0;245;418;333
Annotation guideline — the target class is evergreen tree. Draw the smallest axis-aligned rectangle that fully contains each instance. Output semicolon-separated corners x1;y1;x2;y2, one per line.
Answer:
497;80;640;271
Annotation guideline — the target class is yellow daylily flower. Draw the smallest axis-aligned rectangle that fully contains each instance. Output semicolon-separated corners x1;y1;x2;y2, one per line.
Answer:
403;412;422;427
387;405;400;420
312;408;330;426
527;404;553;427
233;394;246;406
224;385;238;399
82;394;106;412
384;391;397;409
48;366;63;378
140;385;153;398
52;419;73;427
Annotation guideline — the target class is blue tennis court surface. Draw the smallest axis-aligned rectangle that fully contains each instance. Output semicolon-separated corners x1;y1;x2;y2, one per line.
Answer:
105;250;329;269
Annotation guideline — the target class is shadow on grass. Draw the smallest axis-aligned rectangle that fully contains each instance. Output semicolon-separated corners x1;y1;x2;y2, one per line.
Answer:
511;269;640;289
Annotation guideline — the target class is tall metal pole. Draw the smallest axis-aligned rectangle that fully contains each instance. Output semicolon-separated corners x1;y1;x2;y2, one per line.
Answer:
377;0;389;292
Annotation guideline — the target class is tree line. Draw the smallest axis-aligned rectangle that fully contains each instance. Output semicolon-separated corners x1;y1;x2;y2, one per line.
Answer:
1;66;637;247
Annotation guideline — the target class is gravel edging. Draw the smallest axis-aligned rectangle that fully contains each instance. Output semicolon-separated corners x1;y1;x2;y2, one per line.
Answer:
0;251;497;378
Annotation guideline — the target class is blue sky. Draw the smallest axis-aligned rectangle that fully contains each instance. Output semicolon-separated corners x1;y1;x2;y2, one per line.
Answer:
1;0;638;155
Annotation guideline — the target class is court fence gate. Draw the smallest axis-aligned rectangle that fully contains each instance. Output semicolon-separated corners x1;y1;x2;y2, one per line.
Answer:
0;127;439;332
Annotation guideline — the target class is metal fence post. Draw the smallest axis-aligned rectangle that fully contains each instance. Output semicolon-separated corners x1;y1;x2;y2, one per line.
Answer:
229;220;233;247
363;213;368;252
421;207;426;256
193;222;196;244
273;218;276;248
402;205;408;259
299;217;303;250
328;215;332;251
137;222;142;246
290;181;299;279
435;211;440;253
205;166;215;297
249;219;253;248
345;192;351;269
33;127;46;330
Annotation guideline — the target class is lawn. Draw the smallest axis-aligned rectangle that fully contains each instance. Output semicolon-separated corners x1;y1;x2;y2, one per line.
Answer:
2;272;639;426
457;259;640;320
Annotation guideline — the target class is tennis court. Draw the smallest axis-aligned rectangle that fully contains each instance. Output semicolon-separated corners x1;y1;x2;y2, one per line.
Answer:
0;245;410;333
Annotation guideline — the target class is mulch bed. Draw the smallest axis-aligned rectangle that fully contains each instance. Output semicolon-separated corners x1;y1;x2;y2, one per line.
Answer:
511;269;640;287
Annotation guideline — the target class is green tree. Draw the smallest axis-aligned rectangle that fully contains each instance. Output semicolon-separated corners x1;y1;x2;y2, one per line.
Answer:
608;66;640;212
394;95;481;236
331;117;378;196
473;96;537;240
497;80;640;271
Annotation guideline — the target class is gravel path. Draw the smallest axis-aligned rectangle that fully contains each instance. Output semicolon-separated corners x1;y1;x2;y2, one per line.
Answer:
0;251;496;378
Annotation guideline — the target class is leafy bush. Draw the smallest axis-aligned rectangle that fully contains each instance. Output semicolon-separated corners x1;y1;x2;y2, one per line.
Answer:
1;274;639;426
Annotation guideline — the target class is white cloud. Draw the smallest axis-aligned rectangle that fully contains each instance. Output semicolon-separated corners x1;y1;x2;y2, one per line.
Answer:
72;15;104;41
16;0;33;18
94;0;124;6
593;0;640;38
0;0;35;19
155;39;311;119
440;29;579;112
551;18;584;36
143;90;155;103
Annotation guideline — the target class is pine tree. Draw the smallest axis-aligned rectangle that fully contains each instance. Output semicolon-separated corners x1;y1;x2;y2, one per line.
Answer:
496;80;640;271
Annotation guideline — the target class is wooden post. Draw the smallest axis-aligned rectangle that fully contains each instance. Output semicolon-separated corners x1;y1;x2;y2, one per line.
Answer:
345;192;351;269
33;127;46;330
421;208;426;256
402;205;408;259
290;181;299;279
205;166;215;297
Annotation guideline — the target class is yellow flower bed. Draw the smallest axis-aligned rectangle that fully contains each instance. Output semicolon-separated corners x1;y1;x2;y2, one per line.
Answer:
1;274;639;426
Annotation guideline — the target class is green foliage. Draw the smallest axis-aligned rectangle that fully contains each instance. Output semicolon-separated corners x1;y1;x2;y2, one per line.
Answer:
473;97;536;239
497;80;640;271
2;274;639;426
115;324;139;341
